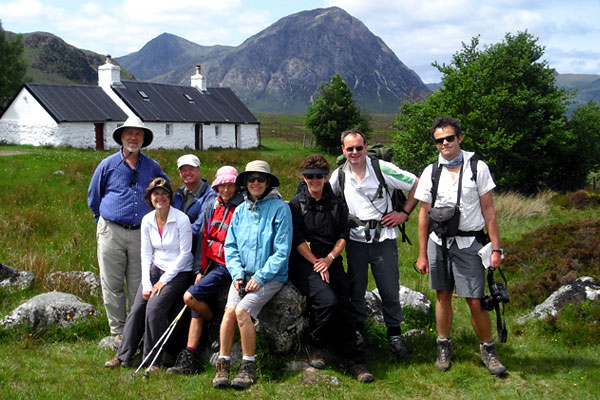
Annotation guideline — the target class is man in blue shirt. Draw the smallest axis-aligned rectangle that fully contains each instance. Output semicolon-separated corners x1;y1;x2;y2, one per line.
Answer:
88;116;168;345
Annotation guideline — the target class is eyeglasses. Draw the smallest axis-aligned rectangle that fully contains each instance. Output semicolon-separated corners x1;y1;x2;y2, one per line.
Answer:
345;146;364;153
130;170;138;187
246;175;266;183
434;134;457;144
304;174;324;180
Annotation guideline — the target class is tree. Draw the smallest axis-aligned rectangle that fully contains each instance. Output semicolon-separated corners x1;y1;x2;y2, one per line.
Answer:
305;74;370;153
394;32;577;194
0;21;27;111
563;101;600;189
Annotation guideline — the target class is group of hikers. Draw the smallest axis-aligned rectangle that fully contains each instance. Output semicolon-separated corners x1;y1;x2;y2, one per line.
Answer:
88;114;507;390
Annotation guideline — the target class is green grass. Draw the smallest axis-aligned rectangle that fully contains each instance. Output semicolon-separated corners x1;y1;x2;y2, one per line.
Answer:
1;125;599;399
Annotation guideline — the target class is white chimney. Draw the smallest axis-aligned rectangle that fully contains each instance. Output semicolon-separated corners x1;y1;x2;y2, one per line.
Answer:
191;64;207;91
98;55;121;89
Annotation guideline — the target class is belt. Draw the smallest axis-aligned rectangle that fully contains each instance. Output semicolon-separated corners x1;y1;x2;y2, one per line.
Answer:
110;221;141;230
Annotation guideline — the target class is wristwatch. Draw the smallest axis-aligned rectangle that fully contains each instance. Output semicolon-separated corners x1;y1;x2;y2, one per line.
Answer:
492;248;504;255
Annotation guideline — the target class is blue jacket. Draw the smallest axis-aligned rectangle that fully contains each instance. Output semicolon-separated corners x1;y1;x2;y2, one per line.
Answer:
172;179;217;239
224;189;292;287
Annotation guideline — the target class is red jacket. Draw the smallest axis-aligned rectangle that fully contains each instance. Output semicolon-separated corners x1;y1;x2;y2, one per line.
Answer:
200;193;243;272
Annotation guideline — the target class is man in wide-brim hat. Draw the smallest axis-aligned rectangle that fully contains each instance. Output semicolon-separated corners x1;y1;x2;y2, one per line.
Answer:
88;115;169;348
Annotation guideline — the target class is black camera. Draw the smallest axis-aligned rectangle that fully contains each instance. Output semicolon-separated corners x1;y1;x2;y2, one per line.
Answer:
482;280;510;311
238;282;247;298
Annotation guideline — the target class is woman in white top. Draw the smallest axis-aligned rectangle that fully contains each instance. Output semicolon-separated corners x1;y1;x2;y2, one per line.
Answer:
105;177;194;370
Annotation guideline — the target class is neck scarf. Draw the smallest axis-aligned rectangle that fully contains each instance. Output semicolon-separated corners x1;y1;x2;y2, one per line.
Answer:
438;151;464;168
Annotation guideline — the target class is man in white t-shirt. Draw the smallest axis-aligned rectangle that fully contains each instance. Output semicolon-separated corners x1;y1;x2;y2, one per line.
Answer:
329;129;419;358
414;115;507;376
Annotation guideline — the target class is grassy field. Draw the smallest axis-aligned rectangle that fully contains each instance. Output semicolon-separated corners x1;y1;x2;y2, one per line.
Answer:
0;119;599;399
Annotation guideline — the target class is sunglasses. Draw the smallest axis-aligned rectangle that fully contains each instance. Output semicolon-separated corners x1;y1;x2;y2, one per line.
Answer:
345;145;364;153
246;175;267;183
130;170;138;187
434;134;457;144
304;174;324;180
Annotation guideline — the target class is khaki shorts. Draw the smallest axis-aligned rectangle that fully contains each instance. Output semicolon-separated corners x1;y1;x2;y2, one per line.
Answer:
428;238;485;298
225;279;284;319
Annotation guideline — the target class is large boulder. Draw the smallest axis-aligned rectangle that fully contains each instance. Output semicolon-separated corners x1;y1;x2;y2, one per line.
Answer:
517;276;600;324
256;282;308;353
45;271;101;296
0;262;35;291
207;282;307;360
1;291;97;329
366;286;432;327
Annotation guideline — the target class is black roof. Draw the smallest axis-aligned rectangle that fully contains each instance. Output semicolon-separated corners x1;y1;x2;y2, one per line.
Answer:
24;83;128;123
111;81;259;124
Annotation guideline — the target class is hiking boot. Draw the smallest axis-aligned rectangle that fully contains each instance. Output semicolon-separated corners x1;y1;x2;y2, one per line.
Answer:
480;341;507;376
212;358;231;389
435;338;452;371
308;346;326;369
104;355;121;368
348;361;374;383
230;360;257;390
388;335;410;358
167;349;200;375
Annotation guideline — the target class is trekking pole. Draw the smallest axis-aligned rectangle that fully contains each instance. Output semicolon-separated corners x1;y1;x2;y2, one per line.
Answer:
131;305;188;379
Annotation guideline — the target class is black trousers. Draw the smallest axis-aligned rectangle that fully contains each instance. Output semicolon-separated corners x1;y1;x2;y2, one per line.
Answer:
290;256;364;363
118;265;192;363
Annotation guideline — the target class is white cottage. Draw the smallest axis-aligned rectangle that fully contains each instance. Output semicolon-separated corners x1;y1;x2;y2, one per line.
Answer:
0;58;261;150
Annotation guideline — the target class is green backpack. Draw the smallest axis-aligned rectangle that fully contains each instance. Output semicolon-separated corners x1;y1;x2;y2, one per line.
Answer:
336;144;411;244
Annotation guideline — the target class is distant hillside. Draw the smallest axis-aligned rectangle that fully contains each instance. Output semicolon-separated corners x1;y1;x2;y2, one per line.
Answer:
12;31;134;85
117;7;429;113
556;74;600;113
116;33;233;81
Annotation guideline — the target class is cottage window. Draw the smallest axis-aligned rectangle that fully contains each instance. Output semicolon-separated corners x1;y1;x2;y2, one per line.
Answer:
184;94;195;103
215;125;221;137
165;124;173;136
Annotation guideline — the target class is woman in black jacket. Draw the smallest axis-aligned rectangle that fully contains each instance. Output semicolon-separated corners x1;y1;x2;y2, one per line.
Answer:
288;154;373;383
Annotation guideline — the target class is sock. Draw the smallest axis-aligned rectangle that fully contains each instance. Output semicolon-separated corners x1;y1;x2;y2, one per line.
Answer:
218;355;231;361
242;355;256;362
437;337;451;342
481;340;494;346
186;346;196;353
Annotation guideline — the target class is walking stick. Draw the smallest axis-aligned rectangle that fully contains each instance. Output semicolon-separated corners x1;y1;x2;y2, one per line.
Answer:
131;304;188;379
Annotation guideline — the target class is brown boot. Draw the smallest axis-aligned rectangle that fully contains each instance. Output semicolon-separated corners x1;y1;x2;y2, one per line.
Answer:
435;338;452;372
348;361;374;383
308;346;326;369
480;341;507;376
104;355;121;368
212;358;231;389
230;360;257;390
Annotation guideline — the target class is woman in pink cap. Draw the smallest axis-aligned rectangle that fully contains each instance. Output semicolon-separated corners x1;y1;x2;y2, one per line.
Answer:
167;166;244;375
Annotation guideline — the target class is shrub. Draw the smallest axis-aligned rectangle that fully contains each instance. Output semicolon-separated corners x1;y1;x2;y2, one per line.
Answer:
503;219;600;308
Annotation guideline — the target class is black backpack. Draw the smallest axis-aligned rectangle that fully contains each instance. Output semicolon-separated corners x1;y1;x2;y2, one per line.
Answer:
336;144;411;244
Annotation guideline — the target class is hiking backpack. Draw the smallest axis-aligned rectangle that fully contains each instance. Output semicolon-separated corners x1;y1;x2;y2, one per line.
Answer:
335;144;411;244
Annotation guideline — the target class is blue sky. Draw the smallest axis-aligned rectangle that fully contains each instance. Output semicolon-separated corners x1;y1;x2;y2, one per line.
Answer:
1;0;598;83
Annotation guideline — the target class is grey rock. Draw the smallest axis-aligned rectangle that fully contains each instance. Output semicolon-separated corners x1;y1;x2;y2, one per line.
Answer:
367;286;432;327
1;291;97;329
0;262;35;291
45;271;100;296
517;276;600;324
98;335;120;351
256;282;308;353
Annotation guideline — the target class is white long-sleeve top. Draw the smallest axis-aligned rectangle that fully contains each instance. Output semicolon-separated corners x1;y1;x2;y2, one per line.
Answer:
140;206;193;292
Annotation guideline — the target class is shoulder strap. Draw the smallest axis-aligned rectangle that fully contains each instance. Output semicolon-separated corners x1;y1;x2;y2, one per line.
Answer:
430;162;442;208
470;156;478;183
337;163;347;204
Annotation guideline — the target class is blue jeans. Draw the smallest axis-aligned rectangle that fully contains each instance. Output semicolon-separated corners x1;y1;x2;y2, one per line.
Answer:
346;239;404;328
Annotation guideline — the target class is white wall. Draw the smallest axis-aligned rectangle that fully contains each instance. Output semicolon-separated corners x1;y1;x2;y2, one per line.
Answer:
145;122;195;150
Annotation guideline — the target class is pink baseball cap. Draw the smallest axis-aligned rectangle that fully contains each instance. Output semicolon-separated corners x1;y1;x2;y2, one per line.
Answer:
211;166;239;190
